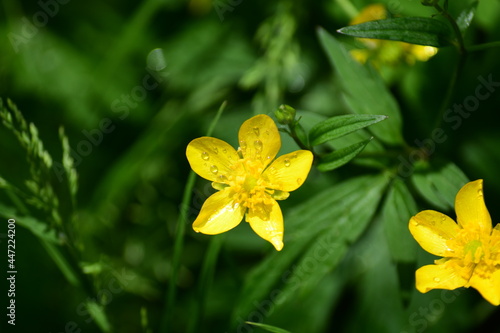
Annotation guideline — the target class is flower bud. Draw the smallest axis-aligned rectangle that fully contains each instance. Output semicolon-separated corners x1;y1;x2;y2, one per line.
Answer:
275;104;296;125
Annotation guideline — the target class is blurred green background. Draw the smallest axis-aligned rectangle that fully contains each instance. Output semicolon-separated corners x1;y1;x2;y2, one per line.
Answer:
1;0;500;332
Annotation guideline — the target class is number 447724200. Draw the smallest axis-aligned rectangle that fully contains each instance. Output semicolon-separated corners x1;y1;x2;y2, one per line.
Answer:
8;219;15;270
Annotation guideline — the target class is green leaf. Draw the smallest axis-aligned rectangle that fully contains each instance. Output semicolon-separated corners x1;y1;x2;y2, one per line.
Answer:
382;179;418;263
344;220;405;332
86;301;112;332
246;322;291;333
0;204;59;244
337;17;453;47
232;175;389;327
316;27;403;145
457;1;479;34
309;114;387;146
411;162;469;211
317;139;372;172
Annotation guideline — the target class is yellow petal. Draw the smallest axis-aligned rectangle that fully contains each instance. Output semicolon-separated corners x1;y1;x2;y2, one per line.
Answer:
246;199;284;251
409;210;461;257
238;114;280;168
262;150;313;192
186;137;239;183
192;189;245;235
468;263;500;306
415;259;473;293
455;179;492;234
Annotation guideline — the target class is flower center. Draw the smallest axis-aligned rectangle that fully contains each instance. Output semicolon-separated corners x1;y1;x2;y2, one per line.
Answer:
223;157;272;211
463;239;484;264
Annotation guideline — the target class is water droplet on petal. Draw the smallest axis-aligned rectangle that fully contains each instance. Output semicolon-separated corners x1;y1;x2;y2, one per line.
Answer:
478;189;483;196
292;153;298;159
218;174;227;182
254;140;263;152
201;152;209;160
240;140;247;150
284;159;291;167
433;277;441;283
253;127;260;136
213;147;219;154
210;165;218;174
222;148;227;154
441;215;446;222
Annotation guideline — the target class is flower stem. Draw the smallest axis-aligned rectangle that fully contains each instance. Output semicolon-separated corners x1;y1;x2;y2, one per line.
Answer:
162;102;226;333
468;41;500;53
187;235;225;333
430;1;468;133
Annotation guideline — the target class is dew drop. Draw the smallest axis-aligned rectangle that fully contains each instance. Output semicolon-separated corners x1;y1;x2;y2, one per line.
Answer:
218;174;227;182
201;152;209;161
284;159;291;167
292;153;298;159
253;127;260;136
213;147;219;154
222;148;227;154
441;215;446;222
433;277;441;283
478;189;483;196
254;140;263;152
210;165;218;174
240;140;247;149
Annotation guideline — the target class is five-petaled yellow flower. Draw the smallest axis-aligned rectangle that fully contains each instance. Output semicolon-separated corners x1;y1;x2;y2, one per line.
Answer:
186;114;313;251
409;179;500;305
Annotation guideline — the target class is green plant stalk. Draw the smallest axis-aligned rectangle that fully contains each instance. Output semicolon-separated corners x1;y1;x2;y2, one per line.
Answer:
187;235;225;333
468;41;500;53
430;1;468;133
162;102;226;333
5;184;109;331
336;0;359;19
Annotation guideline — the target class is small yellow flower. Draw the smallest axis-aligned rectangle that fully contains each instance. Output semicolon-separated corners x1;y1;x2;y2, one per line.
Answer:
350;4;438;66
409;179;500;305
186;114;313;251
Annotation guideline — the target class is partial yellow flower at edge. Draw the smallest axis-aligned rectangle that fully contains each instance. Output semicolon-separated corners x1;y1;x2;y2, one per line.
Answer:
409;179;500;305
186;114;313;251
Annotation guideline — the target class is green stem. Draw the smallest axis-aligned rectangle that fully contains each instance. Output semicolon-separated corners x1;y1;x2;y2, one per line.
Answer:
162;102;226;333
430;1;468;132
187;235;225;333
468;41;500;53
434;2;466;55
5;187;107;331
336;0;359;19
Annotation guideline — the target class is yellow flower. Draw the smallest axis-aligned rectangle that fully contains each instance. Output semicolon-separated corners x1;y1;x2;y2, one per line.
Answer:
186;114;313;251
350;4;438;66
409;179;500;305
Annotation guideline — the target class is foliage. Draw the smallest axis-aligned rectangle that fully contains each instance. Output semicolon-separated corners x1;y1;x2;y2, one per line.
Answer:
1;0;500;332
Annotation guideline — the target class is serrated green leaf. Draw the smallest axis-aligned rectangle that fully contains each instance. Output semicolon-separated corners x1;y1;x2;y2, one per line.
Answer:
457;1;478;34
382;179;418;262
337;17;453;47
317;139;372;172
309;114;387;146
246;322;291;333
316;27;403;145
